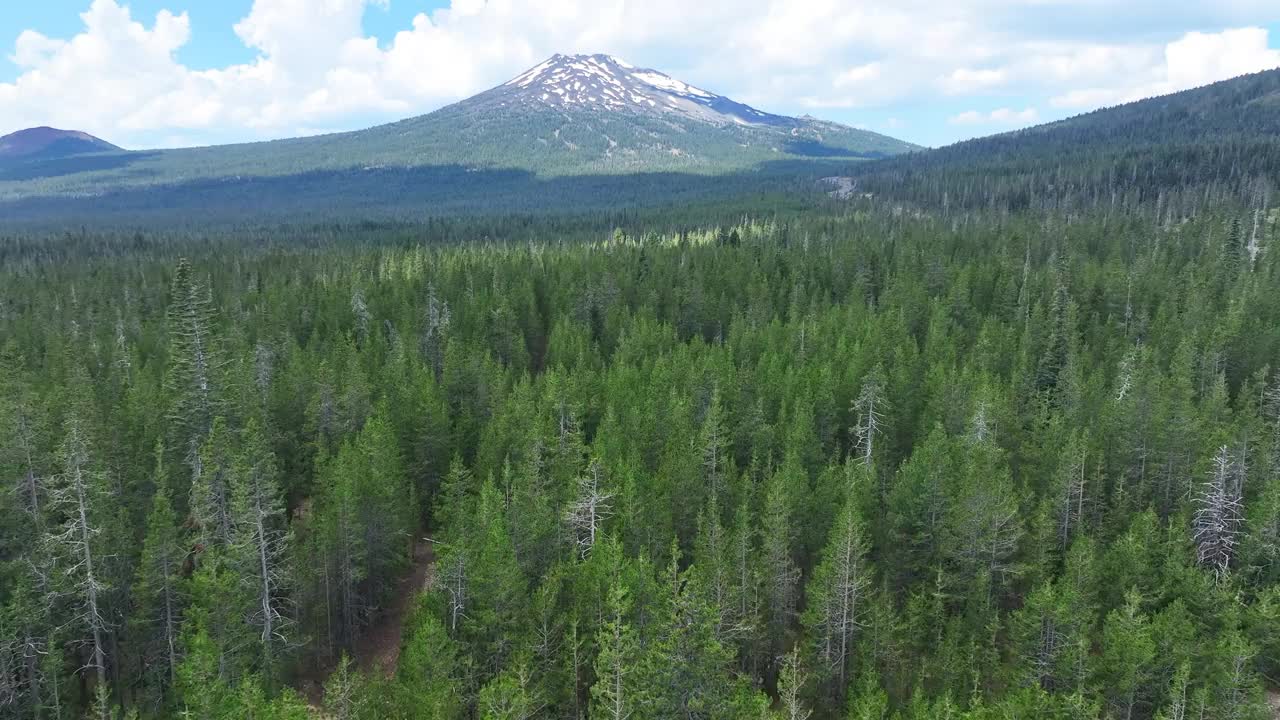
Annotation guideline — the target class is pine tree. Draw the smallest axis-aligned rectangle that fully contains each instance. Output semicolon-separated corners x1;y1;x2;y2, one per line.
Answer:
130;443;187;708
314;405;412;652
396;606;462;719
699;387;735;502
1049;433;1089;554
1154;662;1191;720
1206;631;1267;720
1010;579;1089;695
191;418;235;550
638;550;738;718
943;438;1023;603
319;442;368;650
1;342;45;525
802;493;871;698
184;547;254;688
845;668;890;720
1036;276;1072;393
46;393;112;714
1096;590;1155;720
460;479;526;674
886;426;953;591
230;418;290;675
164;258;221;485
478;662;541;720
777;647;813;720
761;465;801;653
590;582;639;720
174;625;229;720
420;283;452;383
323;654;366;720
507;441;559;581
692;492;753;646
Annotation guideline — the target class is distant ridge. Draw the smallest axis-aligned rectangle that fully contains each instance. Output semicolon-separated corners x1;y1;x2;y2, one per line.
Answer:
839;67;1280;213
0;127;120;163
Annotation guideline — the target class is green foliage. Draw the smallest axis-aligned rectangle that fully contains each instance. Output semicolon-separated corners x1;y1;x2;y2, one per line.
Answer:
396;603;464;719
3;199;1280;719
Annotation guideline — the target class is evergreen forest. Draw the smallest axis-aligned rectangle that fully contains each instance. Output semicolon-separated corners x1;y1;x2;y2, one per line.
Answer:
3;202;1280;720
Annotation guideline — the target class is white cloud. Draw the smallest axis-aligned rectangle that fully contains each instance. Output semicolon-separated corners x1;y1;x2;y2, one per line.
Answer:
949;107;1039;125
1;1;1279;148
834;62;883;88
939;67;1008;95
1050;27;1280;108
990;107;1039;123
11;31;68;68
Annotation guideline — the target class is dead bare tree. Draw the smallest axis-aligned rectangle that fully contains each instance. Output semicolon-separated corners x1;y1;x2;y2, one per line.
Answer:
852;367;889;468
1193;445;1245;582
47;408;111;711
564;460;613;560
232;421;291;668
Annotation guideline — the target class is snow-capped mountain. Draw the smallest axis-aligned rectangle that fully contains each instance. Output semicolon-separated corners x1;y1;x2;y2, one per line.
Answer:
491;54;788;128
371;52;917;172
0;53;918;206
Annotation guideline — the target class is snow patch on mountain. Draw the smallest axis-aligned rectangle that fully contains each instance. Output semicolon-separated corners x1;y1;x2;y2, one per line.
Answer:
631;71;713;99
486;53;792;128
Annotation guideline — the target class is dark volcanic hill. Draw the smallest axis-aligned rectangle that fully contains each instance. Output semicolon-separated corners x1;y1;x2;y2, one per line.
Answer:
0;127;120;164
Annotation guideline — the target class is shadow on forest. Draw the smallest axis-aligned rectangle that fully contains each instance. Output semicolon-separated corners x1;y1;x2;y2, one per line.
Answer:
782;138;892;159
0;157;875;228
0;151;162;181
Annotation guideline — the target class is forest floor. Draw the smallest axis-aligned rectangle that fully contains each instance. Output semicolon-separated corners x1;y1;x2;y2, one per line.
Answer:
298;537;436;708
1268;688;1279;718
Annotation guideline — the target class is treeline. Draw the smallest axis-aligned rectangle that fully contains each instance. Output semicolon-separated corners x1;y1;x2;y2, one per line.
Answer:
1;208;1279;719
0;158;834;236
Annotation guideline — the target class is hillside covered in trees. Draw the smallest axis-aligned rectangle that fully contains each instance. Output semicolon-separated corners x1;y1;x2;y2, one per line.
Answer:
838;69;1280;216
2;201;1279;719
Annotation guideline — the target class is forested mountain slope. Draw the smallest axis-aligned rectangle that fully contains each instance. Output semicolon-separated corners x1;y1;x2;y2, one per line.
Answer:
2;206;1278;719
842;69;1280;215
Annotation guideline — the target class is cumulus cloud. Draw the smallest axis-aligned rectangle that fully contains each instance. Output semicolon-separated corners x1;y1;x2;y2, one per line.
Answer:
939;67;1009;95
834;62;884;89
1;0;1279;147
1049;27;1280;108
949;107;1039;125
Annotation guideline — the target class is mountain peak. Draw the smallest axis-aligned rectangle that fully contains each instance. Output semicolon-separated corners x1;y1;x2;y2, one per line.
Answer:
0;126;120;161
490;53;787;128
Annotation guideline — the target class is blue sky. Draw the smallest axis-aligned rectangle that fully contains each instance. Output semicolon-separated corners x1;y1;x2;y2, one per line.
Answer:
3;1;1280;149
1;1;448;77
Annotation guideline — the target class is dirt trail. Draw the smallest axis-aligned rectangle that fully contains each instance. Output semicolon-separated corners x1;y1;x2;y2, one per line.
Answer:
353;538;436;676
298;538;436;708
